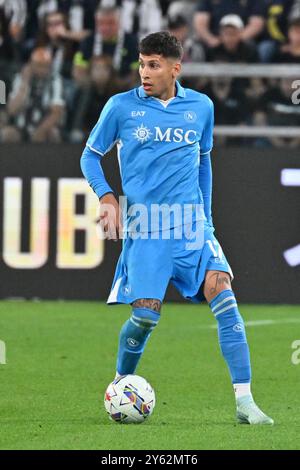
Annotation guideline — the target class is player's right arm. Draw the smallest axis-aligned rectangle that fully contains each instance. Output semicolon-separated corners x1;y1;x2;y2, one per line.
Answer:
80;96;121;240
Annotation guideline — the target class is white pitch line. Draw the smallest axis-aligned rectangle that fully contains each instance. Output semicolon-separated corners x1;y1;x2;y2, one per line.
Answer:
200;318;300;330
245;318;300;327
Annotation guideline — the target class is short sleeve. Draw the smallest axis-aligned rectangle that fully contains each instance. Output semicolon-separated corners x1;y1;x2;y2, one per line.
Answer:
200;98;214;155
86;96;119;156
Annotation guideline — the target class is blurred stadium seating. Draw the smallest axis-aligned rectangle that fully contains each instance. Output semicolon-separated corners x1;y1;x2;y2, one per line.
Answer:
0;0;300;147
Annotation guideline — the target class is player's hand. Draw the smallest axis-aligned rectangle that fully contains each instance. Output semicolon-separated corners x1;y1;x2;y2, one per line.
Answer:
96;193;122;241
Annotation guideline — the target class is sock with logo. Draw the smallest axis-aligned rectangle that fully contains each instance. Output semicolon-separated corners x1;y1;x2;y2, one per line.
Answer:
209;289;251;386
116;307;160;376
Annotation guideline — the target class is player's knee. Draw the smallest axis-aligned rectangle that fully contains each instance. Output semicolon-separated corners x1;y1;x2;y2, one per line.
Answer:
132;298;162;313
203;270;232;304
126;299;161;335
130;303;161;334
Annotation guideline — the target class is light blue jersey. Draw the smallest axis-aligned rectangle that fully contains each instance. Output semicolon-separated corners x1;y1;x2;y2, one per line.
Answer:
82;81;214;230
81;81;233;304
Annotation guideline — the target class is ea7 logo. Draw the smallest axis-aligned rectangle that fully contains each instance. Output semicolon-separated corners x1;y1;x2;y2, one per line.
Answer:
131;111;146;117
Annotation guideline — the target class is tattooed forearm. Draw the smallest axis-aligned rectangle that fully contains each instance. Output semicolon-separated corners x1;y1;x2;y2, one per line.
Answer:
132;298;162;313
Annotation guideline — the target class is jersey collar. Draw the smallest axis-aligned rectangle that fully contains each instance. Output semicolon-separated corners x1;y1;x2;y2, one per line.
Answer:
138;80;186;99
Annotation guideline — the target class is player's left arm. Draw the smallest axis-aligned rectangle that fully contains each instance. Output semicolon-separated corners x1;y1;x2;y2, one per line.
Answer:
199;97;214;226
80;96;121;239
80;96;119;199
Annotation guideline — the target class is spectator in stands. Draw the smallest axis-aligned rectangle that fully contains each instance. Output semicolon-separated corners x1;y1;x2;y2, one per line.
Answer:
36;10;87;79
274;16;300;61
22;0;42;61
0;47;65;143
0;0;27;42
0;0;27;90
210;77;248;124
167;15;205;62
205;15;258;109
22;0;95;62
69;54;122;142
257;77;300;147
259;0;300;62
194;0;265;50
73;6;139;86
34;0;98;32
166;0;197;27
206;14;258;62
1;0;299;147
119;0;163;38
0;7;16;90
204;75;250;146
245;77;269;116
265;1;295;43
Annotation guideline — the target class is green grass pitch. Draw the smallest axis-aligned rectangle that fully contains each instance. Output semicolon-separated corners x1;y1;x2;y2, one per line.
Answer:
0;301;299;450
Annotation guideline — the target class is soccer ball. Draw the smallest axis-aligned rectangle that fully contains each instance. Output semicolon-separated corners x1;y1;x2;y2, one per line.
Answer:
104;374;155;423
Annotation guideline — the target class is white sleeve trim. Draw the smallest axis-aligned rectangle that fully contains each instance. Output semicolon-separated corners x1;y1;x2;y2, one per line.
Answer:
87;139;118;157
86;143;104;156
200;148;212;155
103;139;119;155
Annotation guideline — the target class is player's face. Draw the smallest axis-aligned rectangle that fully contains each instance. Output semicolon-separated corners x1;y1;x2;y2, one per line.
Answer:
139;54;181;100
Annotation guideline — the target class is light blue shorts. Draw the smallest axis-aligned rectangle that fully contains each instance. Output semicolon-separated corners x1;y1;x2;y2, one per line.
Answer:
107;223;233;305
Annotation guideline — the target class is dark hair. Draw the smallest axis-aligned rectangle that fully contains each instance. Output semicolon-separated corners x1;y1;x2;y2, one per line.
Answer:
167;15;188;31
37;10;69;46
139;31;183;60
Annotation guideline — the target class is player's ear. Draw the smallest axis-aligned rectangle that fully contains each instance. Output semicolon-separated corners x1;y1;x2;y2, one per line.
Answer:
173;61;181;79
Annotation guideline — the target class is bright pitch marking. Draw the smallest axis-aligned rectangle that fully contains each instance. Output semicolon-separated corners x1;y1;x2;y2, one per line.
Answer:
197;318;300;330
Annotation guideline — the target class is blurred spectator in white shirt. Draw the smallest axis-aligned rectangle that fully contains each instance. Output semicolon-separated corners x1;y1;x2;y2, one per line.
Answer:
1;47;65;142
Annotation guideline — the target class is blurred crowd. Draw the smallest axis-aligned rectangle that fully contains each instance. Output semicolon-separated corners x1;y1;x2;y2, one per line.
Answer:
0;0;300;147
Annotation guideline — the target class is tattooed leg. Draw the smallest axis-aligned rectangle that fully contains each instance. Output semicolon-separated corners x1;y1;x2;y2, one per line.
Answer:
203;270;232;304
132;298;162;313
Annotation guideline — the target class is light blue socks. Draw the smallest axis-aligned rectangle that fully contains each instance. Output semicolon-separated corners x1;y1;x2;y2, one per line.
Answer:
116;307;160;375
209;289;251;384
